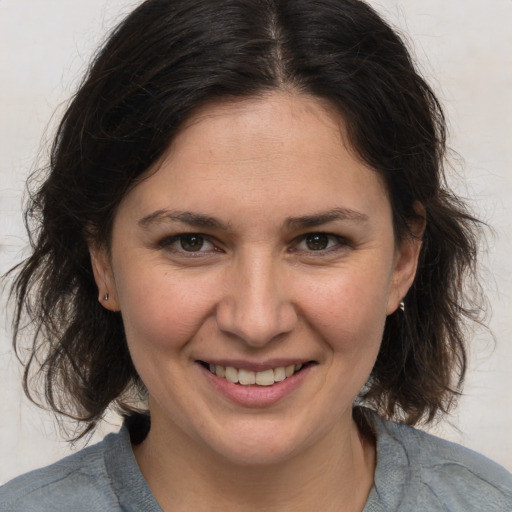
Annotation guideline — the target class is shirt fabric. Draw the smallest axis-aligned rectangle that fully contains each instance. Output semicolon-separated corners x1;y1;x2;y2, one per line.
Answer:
1;412;511;511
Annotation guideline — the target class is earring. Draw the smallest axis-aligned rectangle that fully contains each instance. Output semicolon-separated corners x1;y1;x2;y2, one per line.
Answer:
103;293;109;302
399;301;405;312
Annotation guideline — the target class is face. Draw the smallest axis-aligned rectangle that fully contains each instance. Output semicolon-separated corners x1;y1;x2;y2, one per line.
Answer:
91;92;421;465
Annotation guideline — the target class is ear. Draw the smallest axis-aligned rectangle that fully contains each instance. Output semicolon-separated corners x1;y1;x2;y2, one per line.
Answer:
386;204;426;315
89;244;120;312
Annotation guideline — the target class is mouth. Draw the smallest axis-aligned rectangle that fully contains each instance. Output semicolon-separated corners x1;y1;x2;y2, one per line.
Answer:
198;361;311;386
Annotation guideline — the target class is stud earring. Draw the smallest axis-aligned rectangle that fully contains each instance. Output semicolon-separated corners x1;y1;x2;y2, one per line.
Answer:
103;293;109;302
399;301;405;312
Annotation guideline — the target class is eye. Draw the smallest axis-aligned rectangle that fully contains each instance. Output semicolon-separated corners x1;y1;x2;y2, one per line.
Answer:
160;234;216;253
295;233;346;252
179;234;207;252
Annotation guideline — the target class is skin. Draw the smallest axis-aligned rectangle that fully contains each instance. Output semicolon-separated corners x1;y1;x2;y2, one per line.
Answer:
91;91;423;511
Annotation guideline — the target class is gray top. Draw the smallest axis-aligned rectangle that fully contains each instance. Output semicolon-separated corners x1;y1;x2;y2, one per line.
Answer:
1;412;511;511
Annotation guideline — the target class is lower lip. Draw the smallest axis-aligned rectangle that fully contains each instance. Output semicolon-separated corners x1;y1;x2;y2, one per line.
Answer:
198;363;312;407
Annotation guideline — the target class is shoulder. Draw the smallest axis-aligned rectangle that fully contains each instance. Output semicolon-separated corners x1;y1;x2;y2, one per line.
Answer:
367;411;512;511
0;430;126;511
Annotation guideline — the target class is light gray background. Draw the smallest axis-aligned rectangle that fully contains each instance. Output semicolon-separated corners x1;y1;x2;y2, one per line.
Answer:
1;0;511;483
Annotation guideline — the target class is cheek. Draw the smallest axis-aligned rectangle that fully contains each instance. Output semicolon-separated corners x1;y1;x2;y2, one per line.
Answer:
296;265;390;391
115;265;218;353
299;266;391;340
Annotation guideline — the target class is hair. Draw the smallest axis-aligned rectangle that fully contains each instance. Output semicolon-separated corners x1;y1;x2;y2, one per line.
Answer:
9;0;484;439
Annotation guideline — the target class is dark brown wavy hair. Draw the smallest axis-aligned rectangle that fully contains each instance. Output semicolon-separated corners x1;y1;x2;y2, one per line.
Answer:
8;0;484;439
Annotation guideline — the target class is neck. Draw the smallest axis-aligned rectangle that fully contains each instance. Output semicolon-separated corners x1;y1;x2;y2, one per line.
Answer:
133;409;376;512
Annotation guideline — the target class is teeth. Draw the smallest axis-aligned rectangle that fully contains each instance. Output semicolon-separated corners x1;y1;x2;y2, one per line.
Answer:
206;363;305;386
225;366;238;383
239;368;256;385
255;369;275;386
273;367;286;382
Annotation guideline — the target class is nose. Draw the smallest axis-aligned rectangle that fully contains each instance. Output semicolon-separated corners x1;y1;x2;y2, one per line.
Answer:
215;252;298;347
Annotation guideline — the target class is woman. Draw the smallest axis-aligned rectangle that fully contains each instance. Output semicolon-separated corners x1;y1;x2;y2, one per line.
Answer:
1;0;511;510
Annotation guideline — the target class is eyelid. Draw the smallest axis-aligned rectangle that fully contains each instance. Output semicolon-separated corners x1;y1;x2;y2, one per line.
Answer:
158;233;218;253
292;232;350;252
157;231;349;255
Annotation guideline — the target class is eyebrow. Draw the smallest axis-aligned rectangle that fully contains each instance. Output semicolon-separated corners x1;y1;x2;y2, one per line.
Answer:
138;209;232;231
285;208;369;229
138;207;368;231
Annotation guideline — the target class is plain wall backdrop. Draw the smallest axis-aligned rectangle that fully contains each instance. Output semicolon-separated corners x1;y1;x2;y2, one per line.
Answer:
1;0;511;483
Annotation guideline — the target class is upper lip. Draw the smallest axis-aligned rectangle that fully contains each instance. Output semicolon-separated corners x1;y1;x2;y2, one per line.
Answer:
198;359;314;372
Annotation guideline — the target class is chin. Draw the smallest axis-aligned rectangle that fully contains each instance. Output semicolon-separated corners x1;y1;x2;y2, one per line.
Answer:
213;437;303;467
199;417;327;467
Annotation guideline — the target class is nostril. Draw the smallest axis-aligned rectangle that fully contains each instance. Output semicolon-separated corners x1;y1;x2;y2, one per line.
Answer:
215;289;298;347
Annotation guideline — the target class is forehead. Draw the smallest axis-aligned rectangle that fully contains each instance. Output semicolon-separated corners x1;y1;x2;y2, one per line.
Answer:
117;91;391;228
172;92;350;168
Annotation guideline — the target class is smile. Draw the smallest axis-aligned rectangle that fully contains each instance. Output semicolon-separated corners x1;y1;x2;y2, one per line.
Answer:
202;362;305;386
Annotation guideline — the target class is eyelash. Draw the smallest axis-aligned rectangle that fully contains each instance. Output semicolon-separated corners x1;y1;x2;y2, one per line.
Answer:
158;234;217;254
292;233;348;253
158;232;350;256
